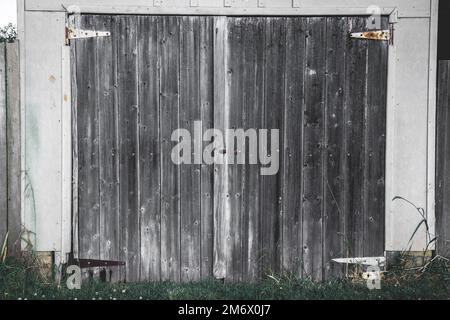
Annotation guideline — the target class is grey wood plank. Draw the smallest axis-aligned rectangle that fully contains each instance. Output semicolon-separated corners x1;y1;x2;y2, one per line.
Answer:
345;17;368;260
0;44;7;250
445;62;450;257
213;16;229;280
260;17;286;276
138;16;161;282
93;16;120;282
227;17;245;282
302;17;327;280
437;61;450;257
160;16;181;282
241;17;265;281
282;17;306;277
180;16;202;282
76;15;101;278
199;16;214;280
71;30;80;260
6;42;21;257
117;16;140;282
363;17;388;257
323;17;348;278
435;61;446;257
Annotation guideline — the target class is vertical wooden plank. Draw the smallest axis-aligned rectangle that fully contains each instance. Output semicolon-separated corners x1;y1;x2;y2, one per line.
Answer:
138;16;161;282
94;16;120;281
76;15;101;277
0;44;7;249
261;17;286;275
117;16;140;282
6;42;22;257
241;17;265;281
71;26;80;260
226;17;245;282
160;16;181;282
282;17;306;277
363;17;388;257
437;61;450;257
323;17;348;278
302;17;326;280
345;17;368;260
213;16;230;280
180;16;201;282
199;16;214;279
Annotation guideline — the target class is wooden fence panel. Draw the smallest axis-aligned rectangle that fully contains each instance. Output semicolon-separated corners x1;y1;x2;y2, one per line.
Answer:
0;42;21;258
436;61;450;257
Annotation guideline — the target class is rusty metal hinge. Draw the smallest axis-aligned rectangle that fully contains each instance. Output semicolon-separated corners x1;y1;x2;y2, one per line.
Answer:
350;30;390;41
66;27;111;41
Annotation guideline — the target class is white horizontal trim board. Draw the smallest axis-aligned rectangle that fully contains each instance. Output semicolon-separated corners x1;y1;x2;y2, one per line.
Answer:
24;0;431;17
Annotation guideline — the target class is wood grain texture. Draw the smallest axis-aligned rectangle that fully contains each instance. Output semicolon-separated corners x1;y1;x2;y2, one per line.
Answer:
199;16;215;280
241;17;265;281
302;17;327;280
261;17;286;276
363;17;388;257
436;61;450;257
345;17;368;260
93;16;120;281
138;16;161;282
227;17;245;282
323;17;348;278
117;16;140;282
180;16;202;282
213;16;229;280
282;18;305;277
76;15;101;276
159;16;181;282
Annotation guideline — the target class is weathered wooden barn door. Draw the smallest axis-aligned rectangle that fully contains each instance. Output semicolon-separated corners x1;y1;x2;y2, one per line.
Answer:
72;15;215;282
72;15;388;283
213;16;388;281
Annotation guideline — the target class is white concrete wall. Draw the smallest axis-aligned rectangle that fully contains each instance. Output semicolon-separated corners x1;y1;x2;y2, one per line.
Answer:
19;0;438;254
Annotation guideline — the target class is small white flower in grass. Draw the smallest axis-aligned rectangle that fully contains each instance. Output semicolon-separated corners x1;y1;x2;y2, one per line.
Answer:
139;296;143;300
74;298;78;301
34;293;37;296
122;289;126;294
113;298;117;301
18;298;22;300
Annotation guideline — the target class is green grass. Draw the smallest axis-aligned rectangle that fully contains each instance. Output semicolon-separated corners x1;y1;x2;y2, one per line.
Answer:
0;257;449;301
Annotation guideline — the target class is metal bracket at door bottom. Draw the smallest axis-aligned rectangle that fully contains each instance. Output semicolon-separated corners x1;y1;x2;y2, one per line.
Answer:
332;257;386;267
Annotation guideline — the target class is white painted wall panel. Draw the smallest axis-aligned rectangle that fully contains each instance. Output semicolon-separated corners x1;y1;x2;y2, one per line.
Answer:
386;18;431;251
24;11;66;251
24;0;430;17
